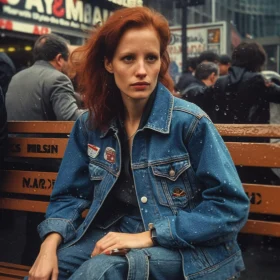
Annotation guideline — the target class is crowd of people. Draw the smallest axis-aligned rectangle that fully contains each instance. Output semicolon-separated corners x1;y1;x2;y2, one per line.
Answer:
0;4;278;280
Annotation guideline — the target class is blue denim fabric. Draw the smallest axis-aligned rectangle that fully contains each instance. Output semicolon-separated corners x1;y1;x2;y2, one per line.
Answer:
37;83;249;279
66;215;183;280
24;215;183;280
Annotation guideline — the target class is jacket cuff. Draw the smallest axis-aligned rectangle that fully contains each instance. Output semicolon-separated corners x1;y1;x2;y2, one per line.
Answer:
153;217;194;249
37;218;76;244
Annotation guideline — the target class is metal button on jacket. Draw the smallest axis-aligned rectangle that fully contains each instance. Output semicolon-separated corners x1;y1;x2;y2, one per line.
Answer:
169;169;175;177
141;196;148;203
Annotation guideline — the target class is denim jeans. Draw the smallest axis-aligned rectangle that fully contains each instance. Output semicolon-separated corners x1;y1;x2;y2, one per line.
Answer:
25;215;183;280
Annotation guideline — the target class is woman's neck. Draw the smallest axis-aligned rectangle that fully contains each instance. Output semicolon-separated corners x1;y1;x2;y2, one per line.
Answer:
123;98;148;125
122;98;148;143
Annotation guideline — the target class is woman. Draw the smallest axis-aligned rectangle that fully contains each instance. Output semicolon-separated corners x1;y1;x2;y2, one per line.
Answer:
27;7;249;280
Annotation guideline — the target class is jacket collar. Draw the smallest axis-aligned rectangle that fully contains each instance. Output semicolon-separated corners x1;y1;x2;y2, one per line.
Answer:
34;60;56;70
100;82;174;138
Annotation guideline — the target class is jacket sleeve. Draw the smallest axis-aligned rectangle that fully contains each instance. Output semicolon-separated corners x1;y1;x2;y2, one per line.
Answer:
153;116;250;249
265;83;280;103
50;74;85;120
38;114;93;243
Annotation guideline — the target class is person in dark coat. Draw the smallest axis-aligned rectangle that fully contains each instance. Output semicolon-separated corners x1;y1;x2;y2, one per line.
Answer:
176;51;220;94
0;86;7;169
214;42;280;125
219;54;231;76
197;50;220;65
175;56;198;93
181;62;219;120
213;42;280;185
0;53;16;96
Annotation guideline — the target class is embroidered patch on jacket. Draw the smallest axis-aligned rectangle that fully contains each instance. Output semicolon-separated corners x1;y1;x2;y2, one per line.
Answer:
88;144;100;159
172;187;186;197
104;147;116;163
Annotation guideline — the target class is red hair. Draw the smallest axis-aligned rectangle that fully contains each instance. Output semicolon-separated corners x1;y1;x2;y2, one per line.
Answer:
72;7;174;128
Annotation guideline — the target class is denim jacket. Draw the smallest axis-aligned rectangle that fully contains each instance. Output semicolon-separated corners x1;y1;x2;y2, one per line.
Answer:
38;83;249;280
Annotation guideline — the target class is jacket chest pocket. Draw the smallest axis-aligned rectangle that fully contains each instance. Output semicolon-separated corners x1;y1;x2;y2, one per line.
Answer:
89;162;108;199
151;159;191;209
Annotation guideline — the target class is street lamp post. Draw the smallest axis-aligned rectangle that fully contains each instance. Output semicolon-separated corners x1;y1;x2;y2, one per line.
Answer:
181;0;188;73
176;0;205;73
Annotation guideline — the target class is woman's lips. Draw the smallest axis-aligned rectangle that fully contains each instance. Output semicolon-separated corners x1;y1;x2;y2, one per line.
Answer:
131;83;150;90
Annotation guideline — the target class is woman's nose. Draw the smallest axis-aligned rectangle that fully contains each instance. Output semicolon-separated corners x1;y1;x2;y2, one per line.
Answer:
135;60;147;77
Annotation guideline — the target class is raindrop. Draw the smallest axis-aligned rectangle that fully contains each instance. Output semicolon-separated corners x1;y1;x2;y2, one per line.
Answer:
215;105;219;111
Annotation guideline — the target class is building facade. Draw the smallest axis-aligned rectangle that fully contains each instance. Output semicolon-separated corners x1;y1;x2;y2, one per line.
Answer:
145;0;280;71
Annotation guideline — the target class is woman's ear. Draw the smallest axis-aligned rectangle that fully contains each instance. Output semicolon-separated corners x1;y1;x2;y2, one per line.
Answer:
104;57;113;73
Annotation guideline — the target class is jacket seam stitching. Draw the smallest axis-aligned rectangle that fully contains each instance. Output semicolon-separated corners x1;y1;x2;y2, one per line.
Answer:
187;250;241;277
173;107;204;119
132;155;189;169
185;118;199;145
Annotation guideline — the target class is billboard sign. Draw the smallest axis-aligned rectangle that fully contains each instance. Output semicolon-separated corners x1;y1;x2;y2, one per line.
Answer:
0;0;143;32
168;21;227;76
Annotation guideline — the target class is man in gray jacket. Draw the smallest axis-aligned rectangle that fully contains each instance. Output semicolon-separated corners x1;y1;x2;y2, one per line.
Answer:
4;34;84;265
6;33;83;121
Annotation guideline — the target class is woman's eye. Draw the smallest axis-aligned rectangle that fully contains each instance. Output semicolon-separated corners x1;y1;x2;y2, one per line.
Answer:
147;55;158;62
122;56;134;62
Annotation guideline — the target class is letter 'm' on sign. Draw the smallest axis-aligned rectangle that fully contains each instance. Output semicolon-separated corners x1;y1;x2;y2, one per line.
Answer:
66;0;83;22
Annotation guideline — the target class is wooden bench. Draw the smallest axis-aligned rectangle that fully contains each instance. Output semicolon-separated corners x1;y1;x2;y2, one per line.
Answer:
1;121;280;279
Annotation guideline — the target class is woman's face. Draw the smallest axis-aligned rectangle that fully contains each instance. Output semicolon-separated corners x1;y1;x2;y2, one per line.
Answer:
105;27;161;101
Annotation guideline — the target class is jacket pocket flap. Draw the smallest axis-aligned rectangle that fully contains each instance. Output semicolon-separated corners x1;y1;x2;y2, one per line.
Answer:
89;163;107;180
151;159;190;181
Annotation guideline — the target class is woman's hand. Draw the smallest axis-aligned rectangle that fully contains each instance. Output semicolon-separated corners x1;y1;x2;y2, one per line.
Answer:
91;231;153;257
28;233;62;280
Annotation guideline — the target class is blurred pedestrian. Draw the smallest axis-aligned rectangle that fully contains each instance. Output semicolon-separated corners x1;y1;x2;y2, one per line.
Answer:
26;6;248;280
213;41;280;185
0;86;8;231
175;56;198;93
197;50;220;65
219;54;231;76
6;34;84;121
181;62;219;118
214;41;280;125
0;86;7;170
175;51;220;95
0;53;16;96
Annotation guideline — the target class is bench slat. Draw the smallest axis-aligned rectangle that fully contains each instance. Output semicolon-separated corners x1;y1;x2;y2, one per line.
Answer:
241;219;280;237
216;124;280;138
0;276;23;280
7;138;68;158
8;121;73;134
0;262;30;270
0;198;48;213
0;267;28;277
0;170;56;195
226;142;280;167
7;122;280;137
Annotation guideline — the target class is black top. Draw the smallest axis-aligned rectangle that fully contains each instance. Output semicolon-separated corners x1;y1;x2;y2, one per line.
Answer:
94;89;156;228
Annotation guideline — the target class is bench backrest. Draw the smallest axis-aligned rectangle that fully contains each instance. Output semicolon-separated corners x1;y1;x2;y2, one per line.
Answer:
1;122;280;237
